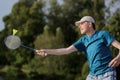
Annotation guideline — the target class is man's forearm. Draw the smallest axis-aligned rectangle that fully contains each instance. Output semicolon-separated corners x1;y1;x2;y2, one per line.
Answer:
36;45;77;56
45;48;71;55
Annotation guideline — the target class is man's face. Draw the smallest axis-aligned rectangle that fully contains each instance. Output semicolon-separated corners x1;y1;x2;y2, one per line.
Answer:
77;21;90;34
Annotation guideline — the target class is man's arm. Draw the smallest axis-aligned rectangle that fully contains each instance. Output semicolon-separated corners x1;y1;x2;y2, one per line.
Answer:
109;40;120;67
36;45;77;56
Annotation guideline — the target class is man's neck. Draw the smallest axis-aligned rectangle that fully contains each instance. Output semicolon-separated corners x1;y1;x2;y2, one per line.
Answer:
87;30;96;37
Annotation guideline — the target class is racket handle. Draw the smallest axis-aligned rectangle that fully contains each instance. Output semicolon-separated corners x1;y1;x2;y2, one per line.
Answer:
21;44;36;51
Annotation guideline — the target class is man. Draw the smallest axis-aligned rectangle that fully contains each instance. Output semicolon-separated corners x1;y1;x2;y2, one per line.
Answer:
36;16;120;80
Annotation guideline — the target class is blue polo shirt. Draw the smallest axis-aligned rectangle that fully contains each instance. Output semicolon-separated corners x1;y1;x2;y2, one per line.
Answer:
73;30;115;76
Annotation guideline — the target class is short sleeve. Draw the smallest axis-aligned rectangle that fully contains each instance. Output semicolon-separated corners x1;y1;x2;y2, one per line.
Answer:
102;31;115;47
72;38;85;52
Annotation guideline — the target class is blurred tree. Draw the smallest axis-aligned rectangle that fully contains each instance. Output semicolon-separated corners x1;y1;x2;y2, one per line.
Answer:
2;0;45;64
0;0;46;78
47;0;78;45
81;61;89;80
26;25;67;78
103;8;120;57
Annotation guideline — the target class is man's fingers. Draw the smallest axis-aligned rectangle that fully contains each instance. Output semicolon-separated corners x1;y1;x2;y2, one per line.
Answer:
36;50;47;56
110;61;117;67
109;59;115;67
109;58;120;67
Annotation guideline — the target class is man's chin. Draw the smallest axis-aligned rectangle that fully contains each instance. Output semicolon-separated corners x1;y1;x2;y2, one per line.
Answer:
80;32;85;35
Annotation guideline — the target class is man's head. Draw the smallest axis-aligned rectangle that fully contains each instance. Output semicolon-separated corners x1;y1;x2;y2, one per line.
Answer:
75;16;96;35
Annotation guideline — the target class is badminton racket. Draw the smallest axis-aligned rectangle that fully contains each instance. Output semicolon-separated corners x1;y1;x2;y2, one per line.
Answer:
4;35;36;51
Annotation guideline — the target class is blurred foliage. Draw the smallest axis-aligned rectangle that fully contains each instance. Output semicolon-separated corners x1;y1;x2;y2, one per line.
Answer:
0;0;120;80
103;9;120;57
81;61;89;80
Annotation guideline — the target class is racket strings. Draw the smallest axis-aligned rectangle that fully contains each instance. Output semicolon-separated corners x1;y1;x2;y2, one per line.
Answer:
4;35;21;49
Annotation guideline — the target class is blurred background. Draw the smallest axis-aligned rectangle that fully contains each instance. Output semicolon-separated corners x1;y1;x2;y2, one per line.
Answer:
0;0;120;80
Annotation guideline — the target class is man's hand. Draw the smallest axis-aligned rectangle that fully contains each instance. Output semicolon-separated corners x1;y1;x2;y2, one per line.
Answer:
109;56;120;67
36;49;47;56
